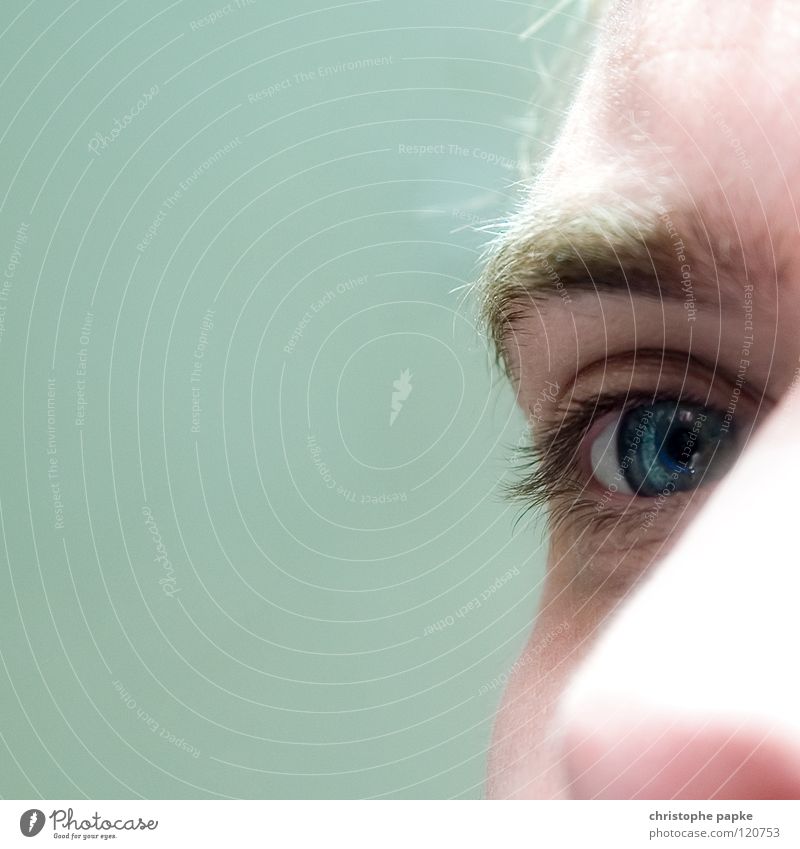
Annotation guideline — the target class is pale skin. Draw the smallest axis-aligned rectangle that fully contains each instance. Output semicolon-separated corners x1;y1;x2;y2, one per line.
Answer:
484;0;800;798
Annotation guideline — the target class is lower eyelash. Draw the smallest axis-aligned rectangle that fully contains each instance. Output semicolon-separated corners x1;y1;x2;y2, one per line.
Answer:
508;461;673;548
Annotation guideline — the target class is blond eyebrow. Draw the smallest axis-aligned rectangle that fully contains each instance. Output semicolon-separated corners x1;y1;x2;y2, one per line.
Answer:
478;198;717;374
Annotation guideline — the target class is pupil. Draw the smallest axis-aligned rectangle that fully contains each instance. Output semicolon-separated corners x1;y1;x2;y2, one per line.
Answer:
666;428;695;464
656;424;702;477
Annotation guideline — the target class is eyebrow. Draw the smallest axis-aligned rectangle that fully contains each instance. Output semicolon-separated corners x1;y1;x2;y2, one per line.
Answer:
479;198;727;372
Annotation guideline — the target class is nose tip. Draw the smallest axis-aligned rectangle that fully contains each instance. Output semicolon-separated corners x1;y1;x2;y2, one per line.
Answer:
563;708;800;799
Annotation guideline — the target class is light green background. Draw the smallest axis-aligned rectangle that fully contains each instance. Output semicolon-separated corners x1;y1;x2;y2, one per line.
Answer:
0;0;591;799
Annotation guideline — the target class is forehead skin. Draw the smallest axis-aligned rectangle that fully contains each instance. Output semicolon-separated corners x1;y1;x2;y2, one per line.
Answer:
552;0;800;255
559;0;800;186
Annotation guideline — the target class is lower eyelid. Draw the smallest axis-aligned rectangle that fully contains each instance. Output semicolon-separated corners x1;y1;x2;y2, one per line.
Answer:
547;491;696;555
548;481;718;558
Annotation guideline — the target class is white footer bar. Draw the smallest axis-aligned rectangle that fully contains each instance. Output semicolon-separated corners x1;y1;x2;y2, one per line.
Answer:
2;800;798;848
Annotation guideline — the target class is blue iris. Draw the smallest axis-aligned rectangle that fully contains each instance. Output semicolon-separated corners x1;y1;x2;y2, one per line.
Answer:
617;401;734;497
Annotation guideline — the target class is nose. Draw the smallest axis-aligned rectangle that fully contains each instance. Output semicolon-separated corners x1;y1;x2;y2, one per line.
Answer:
558;385;800;799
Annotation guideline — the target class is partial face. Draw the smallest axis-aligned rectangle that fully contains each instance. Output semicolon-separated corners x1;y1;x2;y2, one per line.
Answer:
483;0;800;798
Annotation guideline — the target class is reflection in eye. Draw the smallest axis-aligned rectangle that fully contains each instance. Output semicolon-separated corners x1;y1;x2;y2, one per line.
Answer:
589;401;739;497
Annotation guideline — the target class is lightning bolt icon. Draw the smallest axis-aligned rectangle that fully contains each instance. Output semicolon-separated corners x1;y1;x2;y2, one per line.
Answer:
390;369;413;426
28;811;38;833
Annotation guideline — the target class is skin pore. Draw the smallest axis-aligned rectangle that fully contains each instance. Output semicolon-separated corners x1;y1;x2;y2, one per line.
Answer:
482;0;800;798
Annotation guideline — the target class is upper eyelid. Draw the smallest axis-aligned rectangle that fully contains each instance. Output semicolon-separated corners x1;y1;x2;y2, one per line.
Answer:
552;348;714;409
542;347;766;429
538;388;708;454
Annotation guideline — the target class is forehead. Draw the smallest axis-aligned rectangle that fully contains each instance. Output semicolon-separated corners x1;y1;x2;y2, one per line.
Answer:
541;0;800;243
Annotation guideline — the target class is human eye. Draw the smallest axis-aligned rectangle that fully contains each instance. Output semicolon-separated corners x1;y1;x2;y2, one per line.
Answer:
588;398;738;497
507;353;762;540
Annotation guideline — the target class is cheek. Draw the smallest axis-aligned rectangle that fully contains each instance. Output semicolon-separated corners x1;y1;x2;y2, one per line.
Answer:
486;618;574;799
547;515;667;605
486;551;595;799
486;527;679;798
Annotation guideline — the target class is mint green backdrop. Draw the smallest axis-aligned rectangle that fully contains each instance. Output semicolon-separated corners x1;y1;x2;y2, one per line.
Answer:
0;0;589;798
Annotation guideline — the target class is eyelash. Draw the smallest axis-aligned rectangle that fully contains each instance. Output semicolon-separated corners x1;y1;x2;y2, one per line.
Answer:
506;388;714;536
